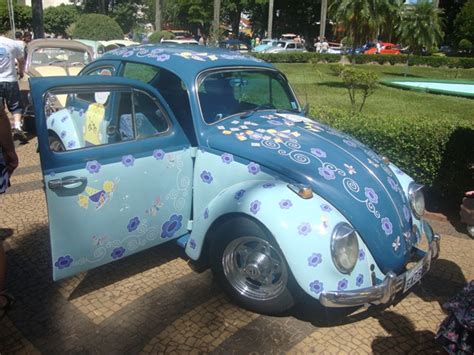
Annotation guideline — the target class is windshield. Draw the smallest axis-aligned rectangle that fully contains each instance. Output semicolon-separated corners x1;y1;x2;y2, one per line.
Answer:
30;47;92;66
198;69;299;124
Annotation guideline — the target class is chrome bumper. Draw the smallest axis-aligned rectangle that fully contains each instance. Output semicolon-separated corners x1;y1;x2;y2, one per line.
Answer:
320;234;440;308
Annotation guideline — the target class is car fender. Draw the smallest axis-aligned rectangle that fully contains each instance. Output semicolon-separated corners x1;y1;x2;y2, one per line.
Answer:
186;180;378;300
46;108;83;149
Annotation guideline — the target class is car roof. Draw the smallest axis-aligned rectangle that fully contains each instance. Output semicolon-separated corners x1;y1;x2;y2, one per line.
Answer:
100;44;272;80
28;39;93;53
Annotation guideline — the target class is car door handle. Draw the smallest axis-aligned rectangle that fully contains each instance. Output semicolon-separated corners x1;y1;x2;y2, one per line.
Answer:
48;176;87;190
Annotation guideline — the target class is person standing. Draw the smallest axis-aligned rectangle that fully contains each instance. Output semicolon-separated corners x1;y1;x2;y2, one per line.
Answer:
0;108;18;317
0;34;27;144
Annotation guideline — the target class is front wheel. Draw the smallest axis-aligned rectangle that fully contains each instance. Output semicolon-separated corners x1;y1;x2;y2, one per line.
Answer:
210;218;295;314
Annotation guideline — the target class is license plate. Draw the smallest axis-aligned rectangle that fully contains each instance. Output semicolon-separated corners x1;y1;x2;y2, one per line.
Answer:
403;251;431;293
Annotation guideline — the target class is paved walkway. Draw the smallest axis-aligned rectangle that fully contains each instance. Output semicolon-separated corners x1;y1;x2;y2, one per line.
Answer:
1;139;473;354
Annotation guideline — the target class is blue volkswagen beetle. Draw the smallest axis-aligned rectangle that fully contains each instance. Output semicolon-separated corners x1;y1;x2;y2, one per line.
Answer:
30;45;440;314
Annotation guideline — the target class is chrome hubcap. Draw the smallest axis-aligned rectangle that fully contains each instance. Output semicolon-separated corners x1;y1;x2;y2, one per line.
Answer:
222;236;288;301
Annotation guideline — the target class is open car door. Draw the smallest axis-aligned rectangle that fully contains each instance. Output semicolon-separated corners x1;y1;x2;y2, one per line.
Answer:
30;76;193;280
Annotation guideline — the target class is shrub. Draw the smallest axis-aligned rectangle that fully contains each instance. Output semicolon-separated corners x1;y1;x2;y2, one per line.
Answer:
72;14;123;41
148;31;175;43
44;4;78;36
339;67;379;114
312;107;474;203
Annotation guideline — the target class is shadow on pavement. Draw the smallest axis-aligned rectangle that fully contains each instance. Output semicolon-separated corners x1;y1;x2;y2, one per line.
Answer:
371;311;443;354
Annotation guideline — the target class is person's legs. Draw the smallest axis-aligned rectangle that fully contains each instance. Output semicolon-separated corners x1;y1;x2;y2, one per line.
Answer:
6;82;28;144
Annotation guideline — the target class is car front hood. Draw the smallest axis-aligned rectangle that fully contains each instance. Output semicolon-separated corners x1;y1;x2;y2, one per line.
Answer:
206;112;415;273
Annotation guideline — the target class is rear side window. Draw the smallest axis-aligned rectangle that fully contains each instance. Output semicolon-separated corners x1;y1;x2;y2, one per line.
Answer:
123;62;160;83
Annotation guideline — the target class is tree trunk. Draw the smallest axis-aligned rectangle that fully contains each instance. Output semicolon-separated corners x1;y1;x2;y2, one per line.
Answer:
319;0;327;40
155;0;161;32
267;0;274;39
231;8;242;39
31;0;44;39
212;0;221;43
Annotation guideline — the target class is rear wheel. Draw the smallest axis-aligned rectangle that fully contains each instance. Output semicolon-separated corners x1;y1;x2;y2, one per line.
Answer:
210;217;295;314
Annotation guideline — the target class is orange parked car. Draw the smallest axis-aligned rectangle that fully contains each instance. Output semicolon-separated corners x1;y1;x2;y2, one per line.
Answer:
365;42;401;55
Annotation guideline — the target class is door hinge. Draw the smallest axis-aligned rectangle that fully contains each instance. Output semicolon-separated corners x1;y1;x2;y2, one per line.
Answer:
190;147;198;158
187;220;193;231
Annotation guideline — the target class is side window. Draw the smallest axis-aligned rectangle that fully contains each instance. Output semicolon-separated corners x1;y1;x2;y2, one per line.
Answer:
123;62;160;83
287;43;296;49
45;87;169;152
77;66;115;102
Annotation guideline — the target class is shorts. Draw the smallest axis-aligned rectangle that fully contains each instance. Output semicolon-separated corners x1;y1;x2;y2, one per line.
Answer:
0;81;23;115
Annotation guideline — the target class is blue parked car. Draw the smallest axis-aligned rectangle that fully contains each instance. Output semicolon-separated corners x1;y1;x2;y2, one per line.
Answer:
252;39;278;53
30;45;440;314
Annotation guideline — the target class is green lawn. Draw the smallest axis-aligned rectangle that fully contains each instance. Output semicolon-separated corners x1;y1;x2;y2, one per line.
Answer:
276;63;474;123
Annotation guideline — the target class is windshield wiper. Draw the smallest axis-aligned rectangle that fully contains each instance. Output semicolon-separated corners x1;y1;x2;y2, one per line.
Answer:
48;59;66;65
276;108;301;114
240;103;275;119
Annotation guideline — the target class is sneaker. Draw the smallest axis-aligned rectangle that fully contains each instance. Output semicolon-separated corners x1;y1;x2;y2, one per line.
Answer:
12;128;28;144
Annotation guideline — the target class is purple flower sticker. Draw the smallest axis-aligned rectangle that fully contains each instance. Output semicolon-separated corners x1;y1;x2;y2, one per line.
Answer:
86;160;101;174
262;182;275;189
338;278;348;291
250;200;261;215
111;247;125;259
356;274;364;287
55;255;73;269
200;170;213;184
403;205;411;222
161;214;183;238
122;50;134;58
189;239;197;249
364;187;379;204
309;280;324;294
311;148;327;158
127;217;140;232
221;153;234;164
358;248;365;261
61;115;68;123
67;141;76;149
298;222;312;236
51;118;55;127
122;155;135;167
247;162;261;175
234;189;246;200
381;217;393;236
279;199;293;209
308;253;322;267
204;208;209;219
387;177;398;191
156;54;170;62
343;139;357;148
60;130;66;139
153;149;165;160
318;166;336;181
320;203;332;212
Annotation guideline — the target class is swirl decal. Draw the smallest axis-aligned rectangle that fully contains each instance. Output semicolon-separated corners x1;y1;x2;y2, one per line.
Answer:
343;178;381;218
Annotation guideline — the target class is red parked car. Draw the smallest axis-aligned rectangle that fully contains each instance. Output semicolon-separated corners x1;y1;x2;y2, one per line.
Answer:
365;42;401;55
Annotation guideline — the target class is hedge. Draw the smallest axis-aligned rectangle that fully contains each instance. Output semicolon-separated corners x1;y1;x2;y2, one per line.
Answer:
72;14;123;41
252;52;474;69
311;107;474;204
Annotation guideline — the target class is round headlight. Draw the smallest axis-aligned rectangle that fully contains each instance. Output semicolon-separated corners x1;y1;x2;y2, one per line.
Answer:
331;223;359;274
408;183;425;218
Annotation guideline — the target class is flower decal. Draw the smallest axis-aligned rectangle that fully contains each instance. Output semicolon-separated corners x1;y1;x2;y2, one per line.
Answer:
381;217;393;236
189;239;197;250
156;54;171;62
161;214;183;239
250;200;261;215
356;274;364;287
262;182;275;189
392;236;401;251
55;255;73;269
221;153;234;164
309;280;324;294
153;149;165;160
122;155;135;167
67;141;76;149
364;187;379;204
111;247;125;259
279;199;293;209
403;206;411;223
127;217;140;232
343;139;357;148
320;203;332;212
86;160;101;174
234;189;246;200
310;148;327;158
308;253;322;267
60;130;67;139
247;162;261;175
318;166;336;181
387;177;398;191
298;222;312;236
344;164;357;175
358;248;366;261
338;279;348;291
200;170;213;184
204;208;209;219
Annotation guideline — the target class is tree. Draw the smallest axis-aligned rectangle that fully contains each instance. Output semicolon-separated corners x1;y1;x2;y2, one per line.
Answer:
31;0;44;38
72;13;123;40
454;0;474;48
155;0;161;31
330;0;393;62
0;4;32;33
44;4;78;36
397;0;444;55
